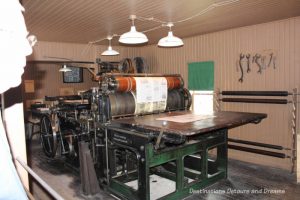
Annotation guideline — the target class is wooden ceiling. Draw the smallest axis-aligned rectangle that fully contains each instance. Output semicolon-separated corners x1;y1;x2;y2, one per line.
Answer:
22;0;300;45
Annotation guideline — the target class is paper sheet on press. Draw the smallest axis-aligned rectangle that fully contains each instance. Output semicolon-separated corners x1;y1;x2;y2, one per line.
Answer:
134;77;167;114
156;114;215;123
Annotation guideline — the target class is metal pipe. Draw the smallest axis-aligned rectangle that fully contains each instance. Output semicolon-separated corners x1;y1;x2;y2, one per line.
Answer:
93;115;98;163
105;127;109;184
291;88;298;173
104;73;182;77
215;88;221;111
27;60;94;64
15;157;64;200
228;145;289;158
106;126;148;139
221;91;289;96
45;95;88;101
228;138;286;150
221;98;288;104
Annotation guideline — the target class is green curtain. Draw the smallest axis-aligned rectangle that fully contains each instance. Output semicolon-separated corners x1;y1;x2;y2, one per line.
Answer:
188;61;214;90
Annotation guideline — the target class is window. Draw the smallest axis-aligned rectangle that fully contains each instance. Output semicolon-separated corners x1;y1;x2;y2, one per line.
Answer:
63;67;83;83
190;90;214;114
188;61;214;114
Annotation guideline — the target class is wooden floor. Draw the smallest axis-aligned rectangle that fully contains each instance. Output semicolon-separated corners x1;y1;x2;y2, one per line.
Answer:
28;138;299;200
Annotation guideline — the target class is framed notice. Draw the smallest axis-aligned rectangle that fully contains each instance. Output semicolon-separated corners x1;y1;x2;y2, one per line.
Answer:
63;67;83;83
24;80;35;93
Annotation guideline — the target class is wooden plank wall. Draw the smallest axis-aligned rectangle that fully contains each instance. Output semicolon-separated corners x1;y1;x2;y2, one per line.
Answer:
23;41;141;100
22;17;300;171
141;16;300;170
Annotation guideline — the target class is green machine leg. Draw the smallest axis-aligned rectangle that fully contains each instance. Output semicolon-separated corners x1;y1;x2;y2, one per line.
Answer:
106;128;228;200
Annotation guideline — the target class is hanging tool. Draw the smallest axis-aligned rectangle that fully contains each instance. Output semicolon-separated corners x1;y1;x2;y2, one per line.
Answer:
246;54;251;73
238;53;245;83
273;56;276;69
267;53;273;68
252;53;257;63
261;56;266;69
253;54;262;74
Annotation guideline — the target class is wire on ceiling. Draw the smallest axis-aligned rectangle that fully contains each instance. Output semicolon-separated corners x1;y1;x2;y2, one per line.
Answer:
83;0;239;54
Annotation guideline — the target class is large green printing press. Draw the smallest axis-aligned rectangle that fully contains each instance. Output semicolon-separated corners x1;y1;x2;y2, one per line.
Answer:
34;72;266;199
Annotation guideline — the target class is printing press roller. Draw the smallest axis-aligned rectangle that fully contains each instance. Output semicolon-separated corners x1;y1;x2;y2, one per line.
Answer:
101;74;184;92
105;89;192;117
97;74;192;118
36;72;268;200
110;76;183;92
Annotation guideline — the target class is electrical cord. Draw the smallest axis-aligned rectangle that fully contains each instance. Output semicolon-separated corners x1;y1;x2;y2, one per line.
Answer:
87;0;239;45
173;0;239;24
137;0;239;25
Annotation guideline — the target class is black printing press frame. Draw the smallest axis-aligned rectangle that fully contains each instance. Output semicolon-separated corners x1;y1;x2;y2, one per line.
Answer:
33;74;267;199
102;111;266;200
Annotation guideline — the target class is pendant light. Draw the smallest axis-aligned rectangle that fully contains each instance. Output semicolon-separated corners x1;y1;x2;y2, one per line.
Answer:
59;64;72;72
158;23;183;47
119;15;148;45
101;36;119;56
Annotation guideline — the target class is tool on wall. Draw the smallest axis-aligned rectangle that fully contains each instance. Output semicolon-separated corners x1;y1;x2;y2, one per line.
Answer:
273;56;276;69
253;54;262;74
238;53;245;82
134;57;149;73
237;50;277;83
267;53;273;67
246;54;251;73
267;52;276;69
261;55;267;70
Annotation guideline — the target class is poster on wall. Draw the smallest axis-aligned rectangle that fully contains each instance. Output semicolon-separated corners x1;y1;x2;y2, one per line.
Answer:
63;67;83;83
24;80;35;93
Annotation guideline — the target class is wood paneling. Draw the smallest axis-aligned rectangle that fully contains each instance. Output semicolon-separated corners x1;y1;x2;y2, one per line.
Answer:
23;63;95;99
22;0;300;45
23;41;141;100
141;16;300;170
22;16;300;170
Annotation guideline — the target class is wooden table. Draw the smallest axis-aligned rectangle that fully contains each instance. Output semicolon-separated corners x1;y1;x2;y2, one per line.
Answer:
104;111;267;200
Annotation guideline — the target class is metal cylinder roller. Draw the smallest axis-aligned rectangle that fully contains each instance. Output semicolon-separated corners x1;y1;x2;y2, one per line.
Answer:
166;90;184;111
111;76;184;92
108;92;136;116
106;89;191;117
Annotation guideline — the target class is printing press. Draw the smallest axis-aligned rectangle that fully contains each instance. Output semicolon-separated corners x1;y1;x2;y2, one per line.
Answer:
34;73;267;200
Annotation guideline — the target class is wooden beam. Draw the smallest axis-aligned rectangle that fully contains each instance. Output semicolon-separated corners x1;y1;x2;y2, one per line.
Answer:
86;67;97;77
